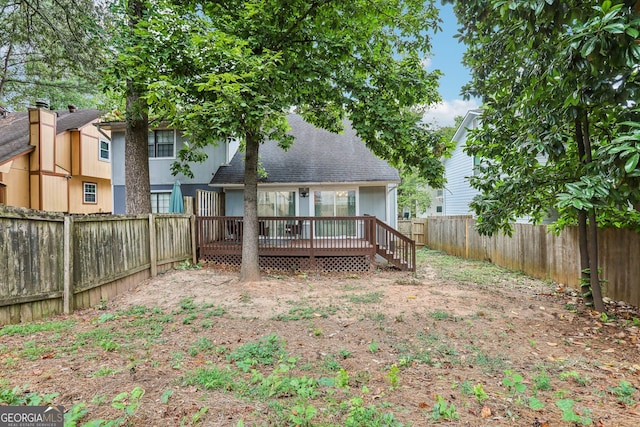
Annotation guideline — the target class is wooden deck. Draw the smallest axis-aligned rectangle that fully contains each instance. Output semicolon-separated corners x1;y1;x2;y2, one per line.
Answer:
196;216;416;272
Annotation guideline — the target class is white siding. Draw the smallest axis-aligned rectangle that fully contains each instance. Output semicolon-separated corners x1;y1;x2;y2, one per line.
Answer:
442;110;480;216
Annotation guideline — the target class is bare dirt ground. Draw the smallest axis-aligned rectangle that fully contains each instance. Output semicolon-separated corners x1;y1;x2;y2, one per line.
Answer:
1;250;640;426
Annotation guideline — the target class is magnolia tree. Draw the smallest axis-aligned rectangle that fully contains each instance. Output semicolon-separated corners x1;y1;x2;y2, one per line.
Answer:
112;0;446;281
448;0;640;311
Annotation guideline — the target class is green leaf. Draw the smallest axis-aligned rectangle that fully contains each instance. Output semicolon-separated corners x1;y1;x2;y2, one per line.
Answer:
624;153;639;173
603;23;625;34
529;397;545;410
580;37;597;57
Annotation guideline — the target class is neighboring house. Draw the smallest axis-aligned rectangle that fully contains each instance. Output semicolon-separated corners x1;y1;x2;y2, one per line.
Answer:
0;105;112;213
440;109;481;216
440;109;558;224
210;114;400;228
420;187;444;217
101;121;239;214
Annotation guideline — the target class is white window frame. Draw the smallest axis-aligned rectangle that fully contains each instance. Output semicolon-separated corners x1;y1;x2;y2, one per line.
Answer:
150;191;171;213
83;182;97;204
99;139;110;162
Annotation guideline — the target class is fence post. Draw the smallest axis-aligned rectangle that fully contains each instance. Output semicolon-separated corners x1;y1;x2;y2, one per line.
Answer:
63;215;73;314
191;215;197;265
149;214;157;277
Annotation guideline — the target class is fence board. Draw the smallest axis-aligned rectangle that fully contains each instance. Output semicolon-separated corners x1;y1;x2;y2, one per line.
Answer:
426;217;640;307
0;206;194;325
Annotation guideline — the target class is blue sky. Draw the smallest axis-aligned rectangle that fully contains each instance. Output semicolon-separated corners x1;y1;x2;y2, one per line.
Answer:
422;2;479;127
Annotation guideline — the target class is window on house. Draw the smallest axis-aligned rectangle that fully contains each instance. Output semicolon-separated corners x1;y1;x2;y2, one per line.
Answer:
99;139;110;161
314;190;356;217
151;192;171;213
258;191;296;216
148;130;175;158
83;182;97;204
436;206;443;213
313;190;357;237
0;183;6;205
436;189;443;198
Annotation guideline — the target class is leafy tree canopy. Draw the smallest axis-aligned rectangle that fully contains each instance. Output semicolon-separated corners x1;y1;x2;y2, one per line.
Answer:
111;0;445;185
0;0;109;110
447;0;640;236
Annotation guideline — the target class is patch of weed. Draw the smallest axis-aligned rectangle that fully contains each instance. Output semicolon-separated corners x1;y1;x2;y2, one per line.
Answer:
227;334;287;371
183;366;237;391
429;309;450;320
0;319;76;337
348;292;383;304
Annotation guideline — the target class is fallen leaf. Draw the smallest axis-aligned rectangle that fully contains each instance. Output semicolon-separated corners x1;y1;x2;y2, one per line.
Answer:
481;405;492;418
418;402;428;409
602;348;616;353
546;342;558;346
407;295;416;299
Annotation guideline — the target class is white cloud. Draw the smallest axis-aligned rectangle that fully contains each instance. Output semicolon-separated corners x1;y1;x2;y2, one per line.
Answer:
422;99;480;128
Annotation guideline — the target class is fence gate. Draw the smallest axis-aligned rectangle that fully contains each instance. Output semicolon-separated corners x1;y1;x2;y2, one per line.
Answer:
196;190;225;243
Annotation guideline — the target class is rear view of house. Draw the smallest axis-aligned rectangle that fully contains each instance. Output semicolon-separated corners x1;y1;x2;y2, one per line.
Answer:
0;105;111;213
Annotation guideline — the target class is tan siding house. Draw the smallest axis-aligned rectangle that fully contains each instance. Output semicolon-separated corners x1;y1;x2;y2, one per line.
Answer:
0;106;111;213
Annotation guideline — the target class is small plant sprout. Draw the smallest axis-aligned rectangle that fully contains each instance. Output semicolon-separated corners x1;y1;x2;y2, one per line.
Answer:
387;364;400;390
431;394;459;421
368;340;379;353
473;383;488;404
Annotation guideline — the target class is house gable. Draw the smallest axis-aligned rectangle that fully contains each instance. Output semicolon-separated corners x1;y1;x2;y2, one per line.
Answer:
209;115;399;226
0;107;111;213
210;114;400;186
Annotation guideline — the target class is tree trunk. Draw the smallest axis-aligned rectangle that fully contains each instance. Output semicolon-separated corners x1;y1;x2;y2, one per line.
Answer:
240;131;261;282
581;112;605;312
574;118;593;305
124;0;151;215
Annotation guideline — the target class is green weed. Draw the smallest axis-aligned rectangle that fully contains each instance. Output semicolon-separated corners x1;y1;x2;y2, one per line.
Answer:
183;366;237;391
227;334;286;371
348;292;383;304
608;380;637;405
429;309;450;320
431;394;459;421
556;399;592;425
0;319;76;336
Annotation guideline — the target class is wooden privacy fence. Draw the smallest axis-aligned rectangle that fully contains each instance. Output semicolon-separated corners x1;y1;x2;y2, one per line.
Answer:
0;206;195;325
397;218;427;248
426;216;640;307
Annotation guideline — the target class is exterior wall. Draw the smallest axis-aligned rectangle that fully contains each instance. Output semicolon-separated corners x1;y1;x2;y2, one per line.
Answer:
72;125;110;180
56;132;72;174
360;186;386;220
110;129;230;213
224;184;396;228
442;112;480;216
41;175;68;212
1;156;30;208
69;177;112;214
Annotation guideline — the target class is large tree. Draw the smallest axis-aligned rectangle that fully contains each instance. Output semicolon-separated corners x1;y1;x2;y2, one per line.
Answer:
136;0;444;281
105;0;152;214
448;0;640;311
0;0;107;109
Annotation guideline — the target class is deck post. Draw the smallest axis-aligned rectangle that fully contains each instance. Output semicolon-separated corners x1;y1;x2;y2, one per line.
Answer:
309;218;316;269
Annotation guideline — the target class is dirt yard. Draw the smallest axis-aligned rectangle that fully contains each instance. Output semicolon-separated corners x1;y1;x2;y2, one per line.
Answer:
1;250;639;426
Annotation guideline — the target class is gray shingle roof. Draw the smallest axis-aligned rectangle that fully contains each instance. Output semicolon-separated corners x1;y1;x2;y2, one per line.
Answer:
0;109;103;164
210;115;400;186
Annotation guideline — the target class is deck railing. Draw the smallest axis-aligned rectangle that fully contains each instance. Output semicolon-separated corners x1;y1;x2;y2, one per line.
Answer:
196;216;415;271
